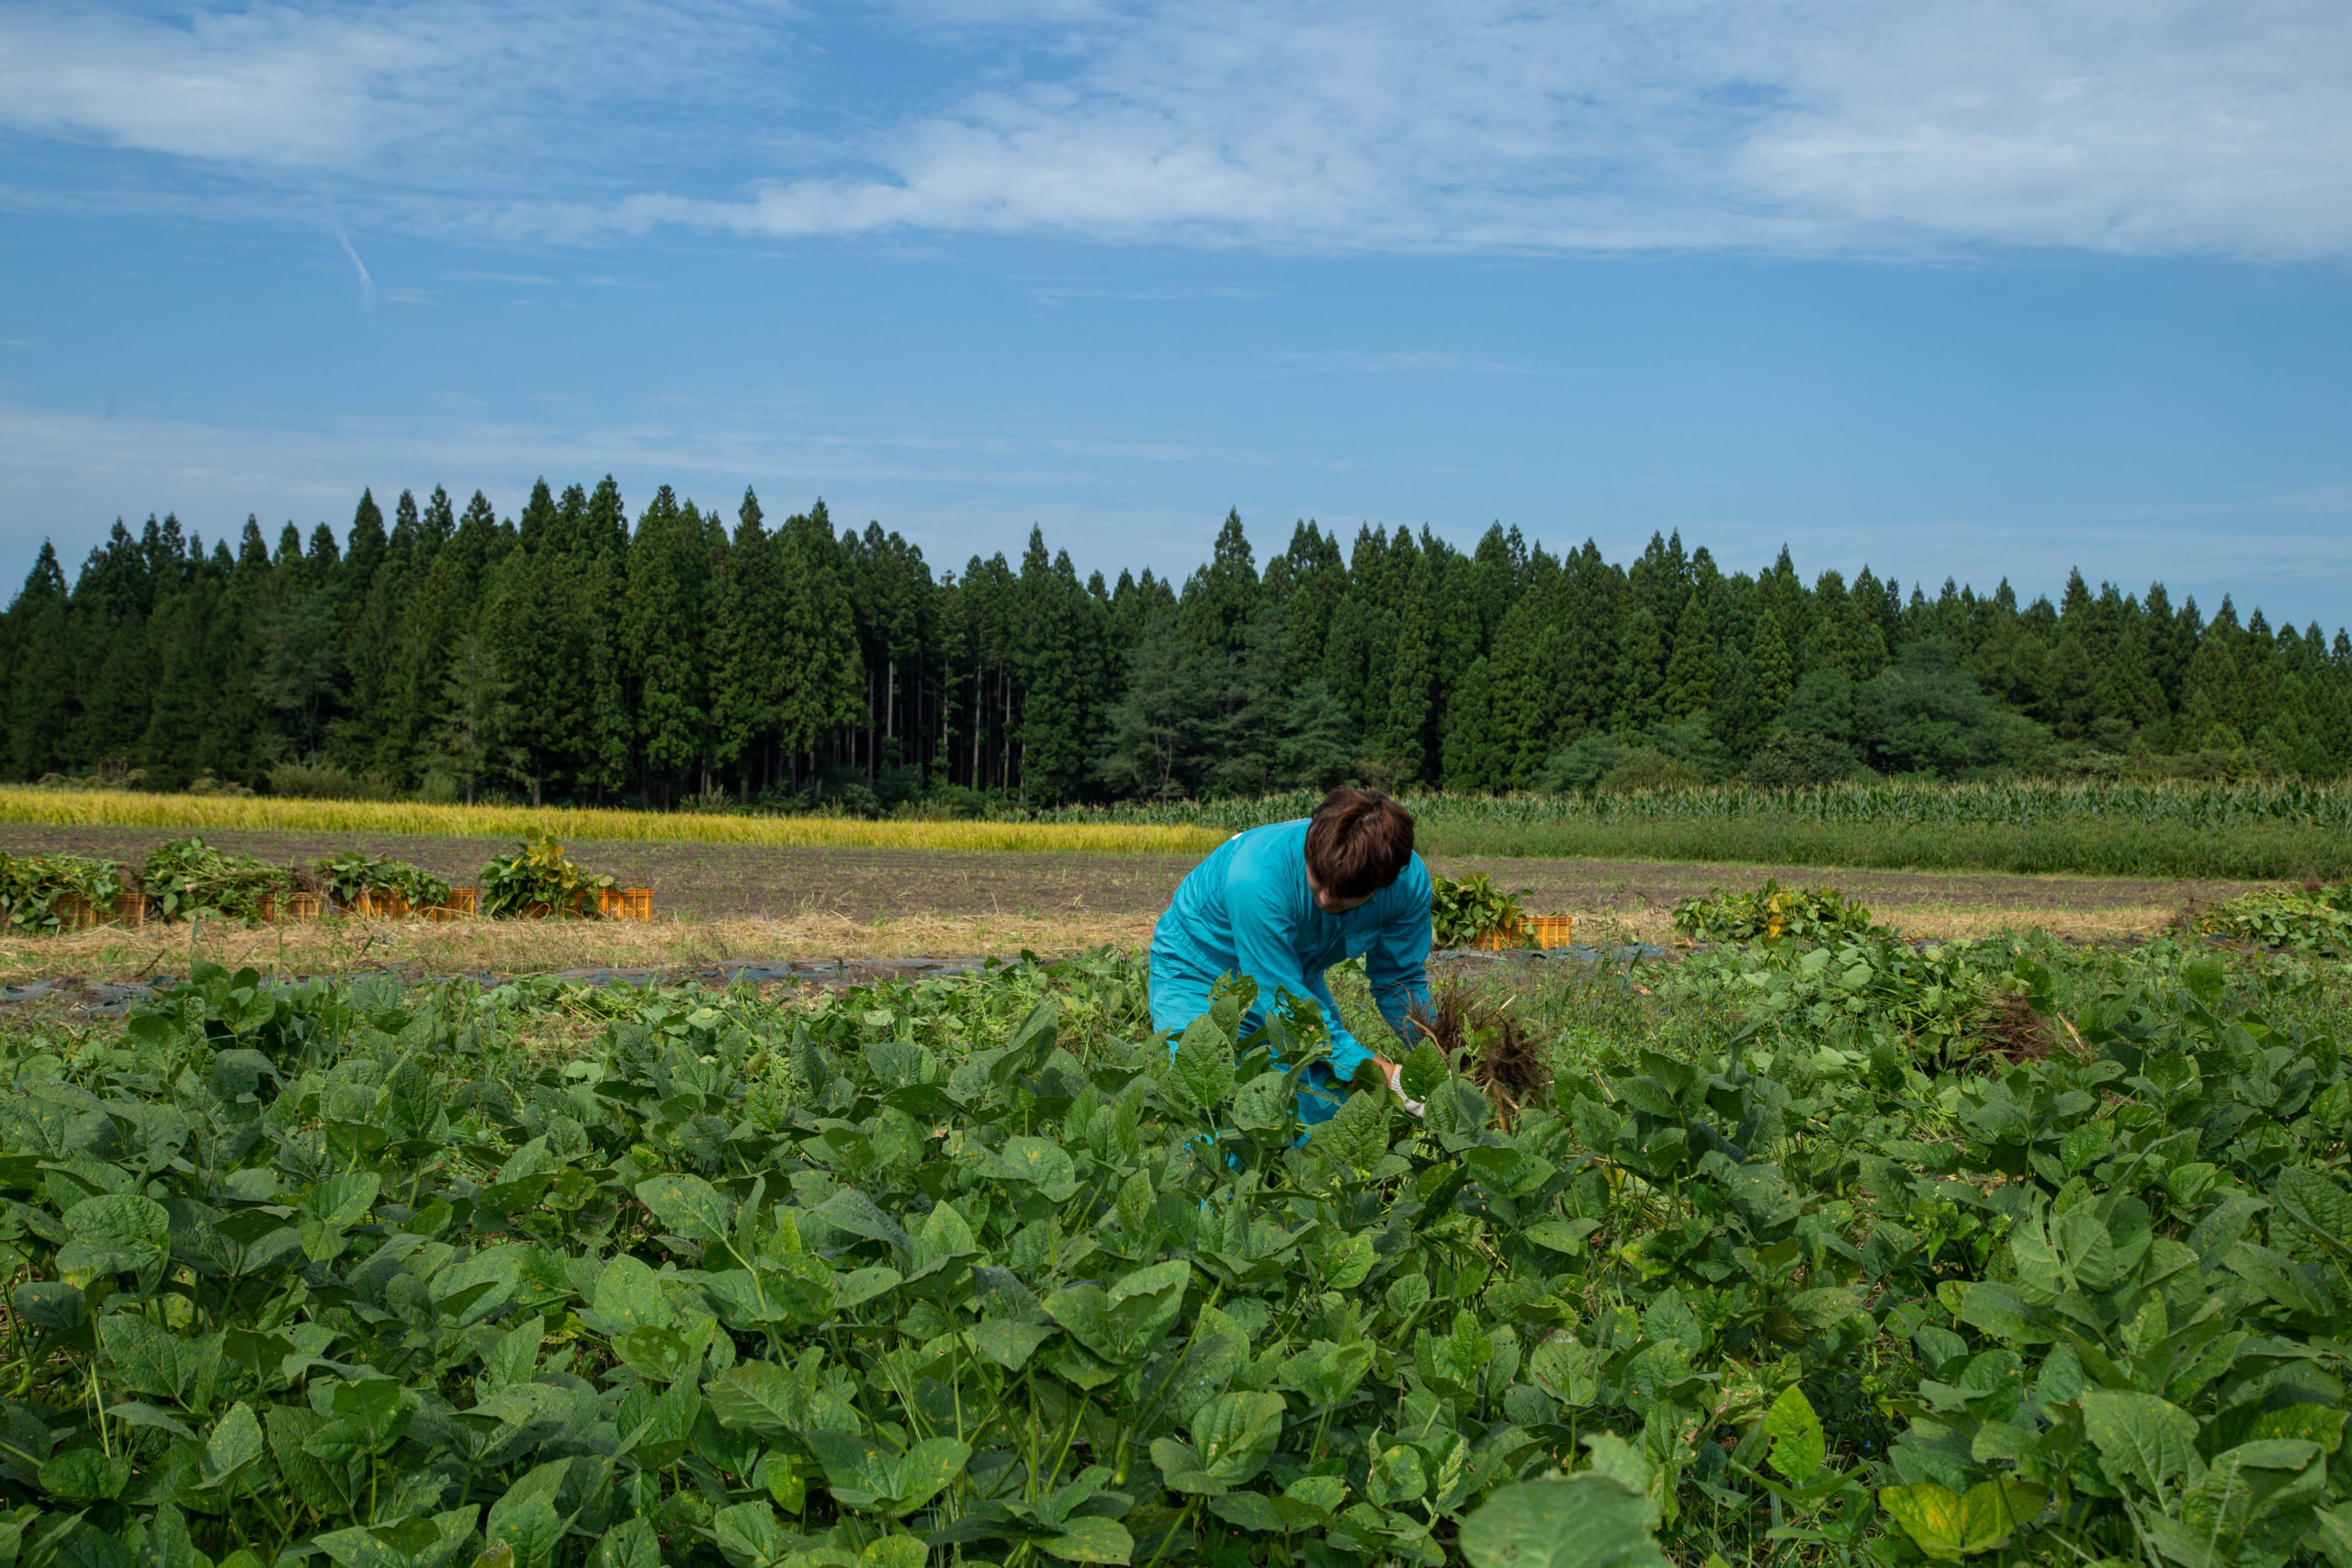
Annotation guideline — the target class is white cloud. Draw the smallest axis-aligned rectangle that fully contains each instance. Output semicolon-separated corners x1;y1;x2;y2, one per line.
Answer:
600;0;2352;257
6;1;2352;255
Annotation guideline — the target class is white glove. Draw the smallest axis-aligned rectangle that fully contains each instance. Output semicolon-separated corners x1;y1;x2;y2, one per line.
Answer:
1385;1061;1426;1117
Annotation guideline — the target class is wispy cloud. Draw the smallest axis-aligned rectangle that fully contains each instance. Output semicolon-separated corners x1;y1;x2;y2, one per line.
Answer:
6;1;2352;259
1024;282;1270;304
1270;351;1540;376
330;221;376;310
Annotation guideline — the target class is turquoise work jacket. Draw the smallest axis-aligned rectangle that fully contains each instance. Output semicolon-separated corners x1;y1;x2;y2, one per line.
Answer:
1148;818;1433;1080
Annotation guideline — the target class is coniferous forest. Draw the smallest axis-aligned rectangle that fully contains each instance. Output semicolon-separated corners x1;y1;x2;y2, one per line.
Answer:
5;479;2348;811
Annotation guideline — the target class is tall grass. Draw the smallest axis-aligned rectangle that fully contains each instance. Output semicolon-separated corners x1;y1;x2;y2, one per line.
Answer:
0;788;1223;855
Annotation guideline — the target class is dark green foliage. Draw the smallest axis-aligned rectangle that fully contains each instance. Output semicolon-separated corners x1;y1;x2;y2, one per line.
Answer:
264;759;396;801
1741;732;1866;788
6;901;2344;1566
9;496;2352;806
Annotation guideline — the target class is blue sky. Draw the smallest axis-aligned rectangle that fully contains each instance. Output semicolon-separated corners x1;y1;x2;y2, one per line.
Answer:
5;0;2352;626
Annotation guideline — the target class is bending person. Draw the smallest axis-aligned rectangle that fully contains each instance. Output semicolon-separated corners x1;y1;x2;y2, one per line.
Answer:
1148;787;1432;1123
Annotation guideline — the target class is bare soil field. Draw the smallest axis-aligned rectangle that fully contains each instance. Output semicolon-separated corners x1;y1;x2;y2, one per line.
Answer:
0;824;2263;972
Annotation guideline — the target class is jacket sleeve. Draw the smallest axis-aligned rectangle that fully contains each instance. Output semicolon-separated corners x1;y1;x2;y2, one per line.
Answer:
1227;856;1373;1080
1366;870;1434;1050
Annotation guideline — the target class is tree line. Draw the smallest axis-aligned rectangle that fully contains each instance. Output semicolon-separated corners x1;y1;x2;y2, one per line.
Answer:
5;479;2347;809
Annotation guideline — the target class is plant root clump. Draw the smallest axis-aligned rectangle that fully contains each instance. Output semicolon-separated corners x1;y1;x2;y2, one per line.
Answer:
1418;987;1552;1121
1978;991;2054;1061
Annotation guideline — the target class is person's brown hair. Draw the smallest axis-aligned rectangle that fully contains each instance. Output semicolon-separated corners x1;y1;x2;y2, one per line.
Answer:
1305;787;1416;900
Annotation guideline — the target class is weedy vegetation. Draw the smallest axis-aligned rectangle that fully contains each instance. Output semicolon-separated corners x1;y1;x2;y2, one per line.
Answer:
0;908;2346;1568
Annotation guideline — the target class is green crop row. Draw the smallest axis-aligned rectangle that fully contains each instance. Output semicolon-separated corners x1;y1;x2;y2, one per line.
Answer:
0;920;2343;1568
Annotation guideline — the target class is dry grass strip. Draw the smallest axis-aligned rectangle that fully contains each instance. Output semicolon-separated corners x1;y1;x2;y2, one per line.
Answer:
0;787;1222;856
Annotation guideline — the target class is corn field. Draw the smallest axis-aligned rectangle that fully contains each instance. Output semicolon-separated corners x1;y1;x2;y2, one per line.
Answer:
1023;778;2352;831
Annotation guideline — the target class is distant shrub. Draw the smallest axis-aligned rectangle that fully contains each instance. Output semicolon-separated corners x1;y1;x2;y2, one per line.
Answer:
1598;749;1702;795
267;759;398;801
1742;731;1866;787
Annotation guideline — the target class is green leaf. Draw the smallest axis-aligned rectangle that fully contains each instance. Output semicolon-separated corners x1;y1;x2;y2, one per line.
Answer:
1309;1089;1391;1176
1228;1072;1291;1134
99;1313;190;1400
706;1362;812;1436
1956;1281;2050;1345
593;1255;675;1333
710;1502;787;1568
1458;1473;1669;1568
1526;1219;1601;1257
813;1189;912;1260
1208;1493;1287;1533
1046;1258;1189;1366
589;1520;660;1568
307;1171;381;1229
636;1174;733;1245
991;1137;1080;1201
202;1402;266;1488
40;1449;129;1503
891;1437;971;1512
1880;1484;1964;1559
1148;1438;1224;1497
266;1405;353;1516
1042;1517;1133;1562
1319;1233;1375;1291
1398;1041;1449;1101
1189;1391;1286;1486
2082;1389;2201;1491
1165;1013;1238;1114
965;1319;1057;1371
57;1192;168;1275
2225;1243;2335;1317
1762;1385;1826;1483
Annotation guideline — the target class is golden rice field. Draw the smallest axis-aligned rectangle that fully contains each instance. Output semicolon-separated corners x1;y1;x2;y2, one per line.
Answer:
0;787;1227;855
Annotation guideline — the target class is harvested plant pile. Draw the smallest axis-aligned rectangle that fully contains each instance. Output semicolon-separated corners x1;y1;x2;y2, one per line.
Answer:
311;851;455;911
2199;877;2352;955
476;834;616;918
1429;871;1530;948
1670;878;1886;945
139;835;289;920
0;852;123;931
